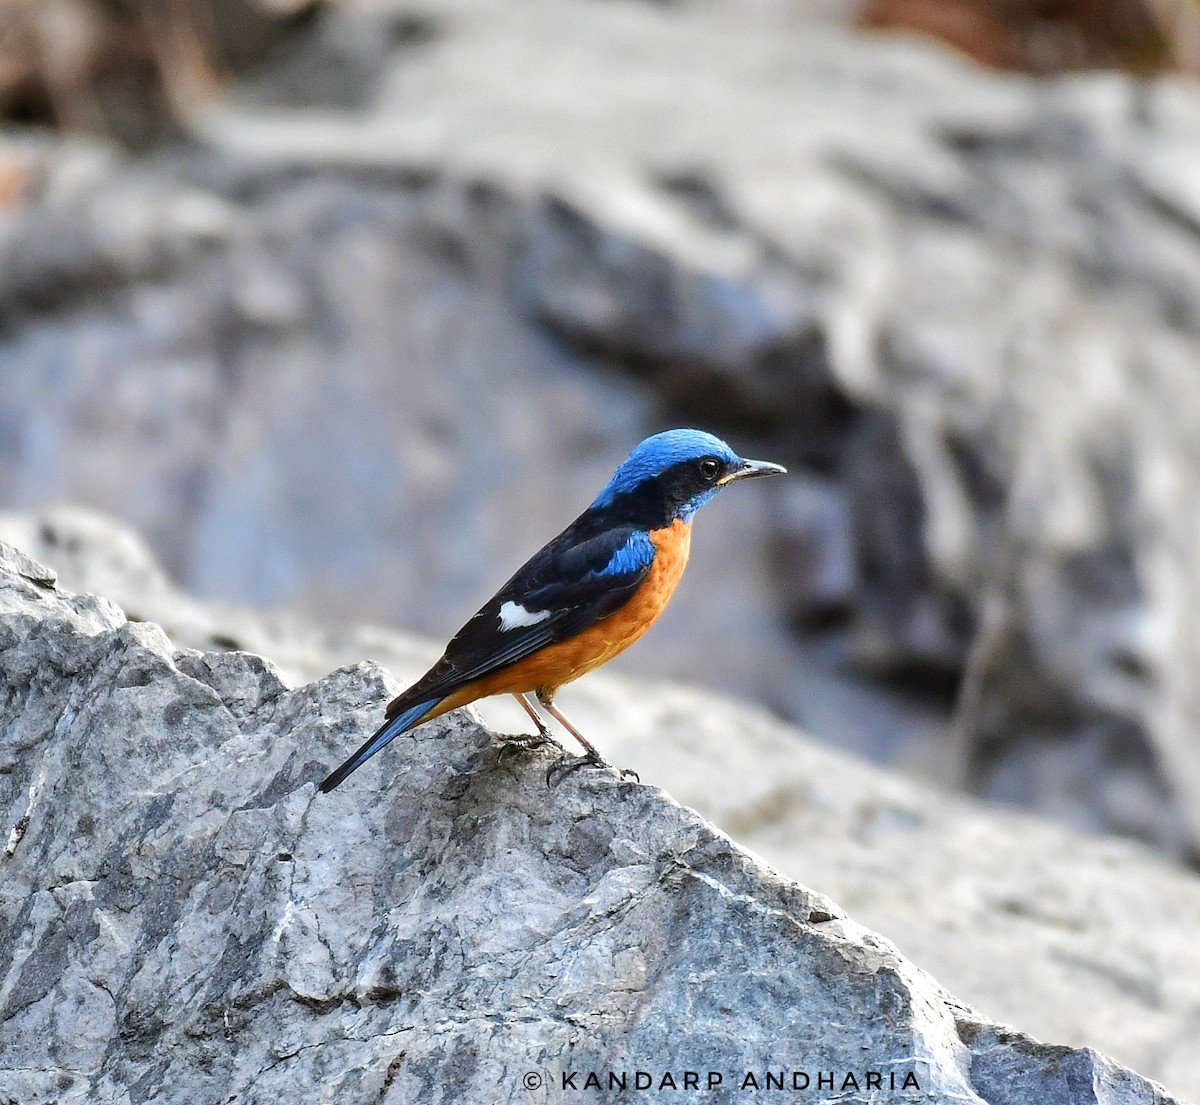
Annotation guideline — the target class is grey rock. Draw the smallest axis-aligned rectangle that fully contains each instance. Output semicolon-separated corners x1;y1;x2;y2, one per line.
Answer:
2;514;1200;1102
0;506;438;689
0;532;1188;1104
595;678;1200;1103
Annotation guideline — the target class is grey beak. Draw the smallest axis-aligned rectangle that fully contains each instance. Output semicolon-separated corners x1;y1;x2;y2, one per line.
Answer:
724;457;787;483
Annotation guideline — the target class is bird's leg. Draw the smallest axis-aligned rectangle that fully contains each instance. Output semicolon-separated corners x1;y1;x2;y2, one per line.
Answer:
497;692;565;757
539;695;603;759
513;691;557;742
538;692;639;786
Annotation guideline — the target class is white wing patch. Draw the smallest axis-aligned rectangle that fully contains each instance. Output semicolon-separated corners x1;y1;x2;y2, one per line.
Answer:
498;600;552;631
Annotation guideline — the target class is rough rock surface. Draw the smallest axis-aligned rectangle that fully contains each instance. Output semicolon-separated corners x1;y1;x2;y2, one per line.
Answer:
1;519;1197;1104
4;0;1200;858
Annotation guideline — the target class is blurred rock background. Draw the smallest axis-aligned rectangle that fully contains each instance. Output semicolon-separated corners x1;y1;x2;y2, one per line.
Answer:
3;0;1200;860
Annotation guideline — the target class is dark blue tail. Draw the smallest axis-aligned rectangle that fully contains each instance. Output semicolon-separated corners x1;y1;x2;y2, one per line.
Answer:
318;696;440;792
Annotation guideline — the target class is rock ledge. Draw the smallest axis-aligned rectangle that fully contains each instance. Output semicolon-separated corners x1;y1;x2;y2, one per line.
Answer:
0;537;1182;1105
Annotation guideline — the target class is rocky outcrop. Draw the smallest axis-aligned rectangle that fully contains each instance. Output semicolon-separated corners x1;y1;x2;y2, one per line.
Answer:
1;519;1196;1103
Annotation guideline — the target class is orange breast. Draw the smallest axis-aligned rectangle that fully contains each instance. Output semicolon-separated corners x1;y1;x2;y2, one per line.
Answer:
436;517;693;712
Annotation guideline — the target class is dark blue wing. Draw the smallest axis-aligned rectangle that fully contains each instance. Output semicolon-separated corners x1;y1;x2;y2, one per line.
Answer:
390;520;655;711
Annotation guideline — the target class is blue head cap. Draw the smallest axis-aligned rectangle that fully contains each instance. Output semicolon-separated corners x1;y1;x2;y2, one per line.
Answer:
591;429;782;521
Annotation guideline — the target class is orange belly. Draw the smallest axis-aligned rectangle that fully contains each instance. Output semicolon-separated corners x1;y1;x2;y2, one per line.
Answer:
435;517;692;713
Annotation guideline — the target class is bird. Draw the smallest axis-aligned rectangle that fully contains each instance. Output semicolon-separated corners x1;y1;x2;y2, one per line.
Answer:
319;428;786;792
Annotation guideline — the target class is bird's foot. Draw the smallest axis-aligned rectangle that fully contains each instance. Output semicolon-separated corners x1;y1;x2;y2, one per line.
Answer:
546;752;604;787
497;731;564;760
546;752;639;787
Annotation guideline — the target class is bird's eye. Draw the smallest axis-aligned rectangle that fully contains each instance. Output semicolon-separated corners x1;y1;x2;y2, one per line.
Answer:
699;458;720;481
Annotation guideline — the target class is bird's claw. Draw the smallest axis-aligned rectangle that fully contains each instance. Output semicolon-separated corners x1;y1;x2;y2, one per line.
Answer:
546;752;604;787
498;731;564;761
545;752;639;787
